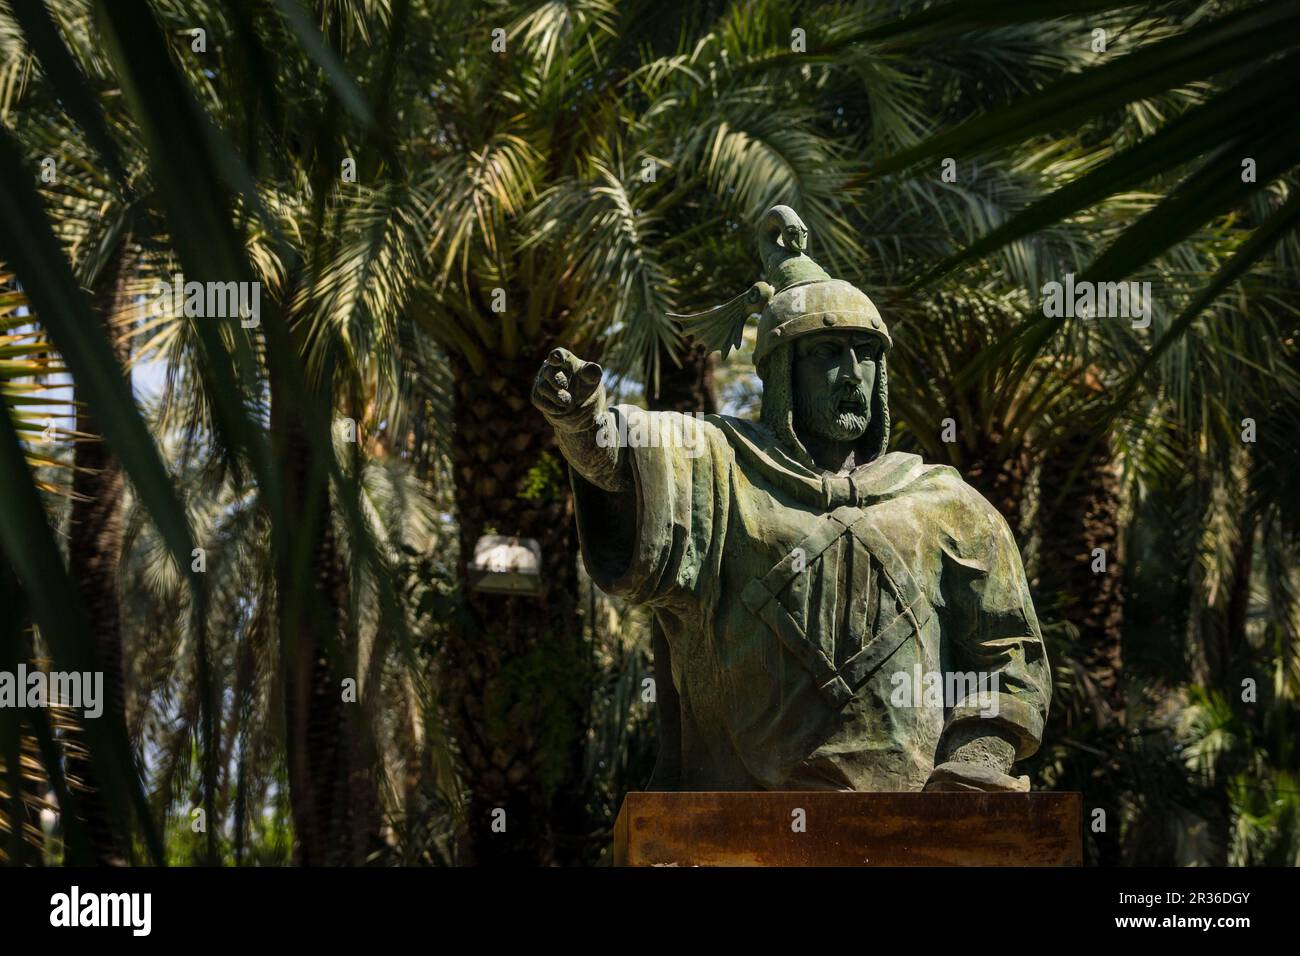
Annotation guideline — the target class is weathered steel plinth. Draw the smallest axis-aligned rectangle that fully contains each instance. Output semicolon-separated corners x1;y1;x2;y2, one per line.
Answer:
613;791;1082;866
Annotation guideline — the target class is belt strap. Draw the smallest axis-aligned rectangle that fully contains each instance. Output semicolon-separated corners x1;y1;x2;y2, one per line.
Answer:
742;506;931;707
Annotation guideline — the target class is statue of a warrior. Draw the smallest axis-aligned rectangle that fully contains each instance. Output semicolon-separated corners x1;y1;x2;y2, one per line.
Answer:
532;206;1051;793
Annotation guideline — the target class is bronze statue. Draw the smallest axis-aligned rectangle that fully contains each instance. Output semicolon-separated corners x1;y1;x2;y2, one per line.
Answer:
533;206;1050;793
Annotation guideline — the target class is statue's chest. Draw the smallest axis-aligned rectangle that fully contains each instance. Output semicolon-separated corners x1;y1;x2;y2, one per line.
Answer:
734;502;934;709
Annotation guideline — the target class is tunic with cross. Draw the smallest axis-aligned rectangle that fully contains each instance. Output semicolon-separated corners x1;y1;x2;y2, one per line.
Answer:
573;405;1052;792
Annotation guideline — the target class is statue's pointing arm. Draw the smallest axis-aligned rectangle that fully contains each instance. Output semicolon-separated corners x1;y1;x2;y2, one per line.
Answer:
532;346;727;612
531;347;629;493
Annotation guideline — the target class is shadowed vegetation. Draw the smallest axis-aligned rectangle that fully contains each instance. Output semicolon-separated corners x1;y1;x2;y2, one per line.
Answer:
0;0;1296;866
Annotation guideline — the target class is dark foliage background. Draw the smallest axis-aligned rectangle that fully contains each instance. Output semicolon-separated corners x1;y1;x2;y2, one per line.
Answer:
0;0;1297;866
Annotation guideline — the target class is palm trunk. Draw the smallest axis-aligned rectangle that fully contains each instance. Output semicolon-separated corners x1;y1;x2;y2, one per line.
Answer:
1;560;43;866
65;237;133;865
962;435;1029;533
271;367;380;866
1221;507;1256;688
1185;455;1212;687
445;350;588;865
1035;429;1125;721
1033;426;1125;865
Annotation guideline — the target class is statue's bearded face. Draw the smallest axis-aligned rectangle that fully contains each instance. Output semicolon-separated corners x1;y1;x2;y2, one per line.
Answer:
792;331;882;442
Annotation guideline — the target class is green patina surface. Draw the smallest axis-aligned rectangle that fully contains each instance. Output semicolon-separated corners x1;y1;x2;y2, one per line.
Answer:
533;206;1051;793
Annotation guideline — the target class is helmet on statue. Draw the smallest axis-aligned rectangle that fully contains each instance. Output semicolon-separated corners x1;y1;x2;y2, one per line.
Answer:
752;206;890;368
670;205;890;370
669;205;893;466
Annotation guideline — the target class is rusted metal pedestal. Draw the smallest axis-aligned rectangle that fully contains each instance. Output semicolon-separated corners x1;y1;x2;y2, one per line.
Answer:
613;791;1082;866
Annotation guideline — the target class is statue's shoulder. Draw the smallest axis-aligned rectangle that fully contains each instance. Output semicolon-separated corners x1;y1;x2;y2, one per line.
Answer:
901;462;1017;556
704;413;769;445
610;404;730;437
872;455;1010;529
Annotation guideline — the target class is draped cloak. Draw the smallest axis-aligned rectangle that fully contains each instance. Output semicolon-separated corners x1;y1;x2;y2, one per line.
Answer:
572;405;1052;792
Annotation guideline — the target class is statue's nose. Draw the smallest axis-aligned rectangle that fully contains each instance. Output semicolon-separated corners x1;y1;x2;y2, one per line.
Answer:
840;347;864;383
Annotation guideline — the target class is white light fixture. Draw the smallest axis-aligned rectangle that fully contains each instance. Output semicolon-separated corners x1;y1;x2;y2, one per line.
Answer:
470;535;543;596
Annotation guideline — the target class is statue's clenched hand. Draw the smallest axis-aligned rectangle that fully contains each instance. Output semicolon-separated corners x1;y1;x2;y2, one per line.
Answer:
532;347;628;493
532;348;603;428
924;725;1028;793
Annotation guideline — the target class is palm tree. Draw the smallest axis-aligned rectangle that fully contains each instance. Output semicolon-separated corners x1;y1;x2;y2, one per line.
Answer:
1;0;440;863
61;234;135;865
0;1;172;863
0;277;67;866
111;0;436;864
